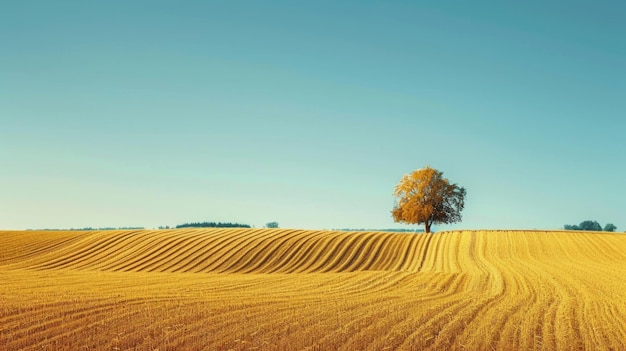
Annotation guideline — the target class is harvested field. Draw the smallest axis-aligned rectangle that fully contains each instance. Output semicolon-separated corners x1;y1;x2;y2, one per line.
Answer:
1;228;625;350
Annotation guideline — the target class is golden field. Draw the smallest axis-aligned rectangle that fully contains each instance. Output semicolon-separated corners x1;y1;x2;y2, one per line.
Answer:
1;228;625;350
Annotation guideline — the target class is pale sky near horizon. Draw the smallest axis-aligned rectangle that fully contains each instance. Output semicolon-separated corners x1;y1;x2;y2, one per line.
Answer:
2;1;625;231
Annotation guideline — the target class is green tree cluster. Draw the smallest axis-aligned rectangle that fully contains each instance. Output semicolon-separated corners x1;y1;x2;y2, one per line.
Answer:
176;221;251;228
564;220;617;232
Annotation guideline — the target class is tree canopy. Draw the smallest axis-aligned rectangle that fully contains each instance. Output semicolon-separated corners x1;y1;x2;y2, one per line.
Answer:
391;166;466;233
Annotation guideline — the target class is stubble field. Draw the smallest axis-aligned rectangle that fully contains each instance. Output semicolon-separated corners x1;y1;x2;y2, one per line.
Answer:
1;228;625;350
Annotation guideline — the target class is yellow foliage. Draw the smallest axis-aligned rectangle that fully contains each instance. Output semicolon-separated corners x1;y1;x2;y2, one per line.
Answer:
392;166;466;233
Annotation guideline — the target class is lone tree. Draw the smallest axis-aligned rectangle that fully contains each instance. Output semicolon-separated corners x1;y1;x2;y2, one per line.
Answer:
392;166;466;233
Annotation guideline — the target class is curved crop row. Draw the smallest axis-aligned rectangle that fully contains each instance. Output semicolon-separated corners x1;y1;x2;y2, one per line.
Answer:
1;229;626;350
0;229;431;273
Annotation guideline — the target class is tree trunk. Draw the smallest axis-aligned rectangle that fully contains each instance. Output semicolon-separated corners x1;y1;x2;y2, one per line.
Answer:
425;222;431;234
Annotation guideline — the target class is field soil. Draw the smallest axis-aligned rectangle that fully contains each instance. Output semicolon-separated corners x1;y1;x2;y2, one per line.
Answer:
1;228;625;350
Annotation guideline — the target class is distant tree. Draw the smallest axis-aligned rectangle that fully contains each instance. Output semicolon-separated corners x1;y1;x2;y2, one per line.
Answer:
392;166;466;233
566;220;605;231
604;223;617;232
266;222;279;228
578;220;603;231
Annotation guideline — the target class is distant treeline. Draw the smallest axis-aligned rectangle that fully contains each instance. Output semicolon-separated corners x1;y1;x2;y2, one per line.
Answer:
175;222;251;229
28;227;145;231
336;228;425;233
564;220;617;232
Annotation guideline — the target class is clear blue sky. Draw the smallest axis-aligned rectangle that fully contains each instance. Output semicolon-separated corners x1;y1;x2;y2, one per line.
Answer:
2;1;624;231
